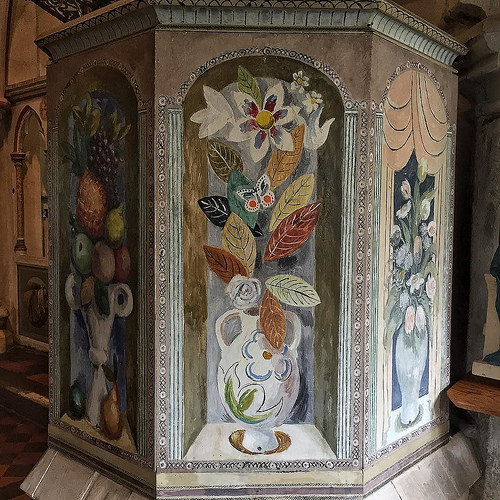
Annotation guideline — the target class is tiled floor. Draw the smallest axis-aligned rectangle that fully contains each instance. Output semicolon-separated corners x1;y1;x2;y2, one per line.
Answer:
0;406;47;500
0;346;49;399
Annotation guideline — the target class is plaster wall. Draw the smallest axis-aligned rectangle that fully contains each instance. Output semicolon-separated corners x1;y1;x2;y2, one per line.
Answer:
7;0;60;86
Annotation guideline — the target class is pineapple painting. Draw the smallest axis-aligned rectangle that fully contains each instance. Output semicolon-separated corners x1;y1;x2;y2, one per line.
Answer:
61;91;137;452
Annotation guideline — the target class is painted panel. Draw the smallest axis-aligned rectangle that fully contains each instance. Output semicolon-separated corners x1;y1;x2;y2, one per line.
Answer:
57;67;139;454
182;56;344;460
376;69;449;448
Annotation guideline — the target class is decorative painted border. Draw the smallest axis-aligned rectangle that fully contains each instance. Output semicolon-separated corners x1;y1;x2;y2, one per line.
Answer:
156;96;169;467
156;46;363;472
167;109;184;460
48;59;155;468
365;61;454;465
367;110;383;457
337;109;358;460
35;1;466;66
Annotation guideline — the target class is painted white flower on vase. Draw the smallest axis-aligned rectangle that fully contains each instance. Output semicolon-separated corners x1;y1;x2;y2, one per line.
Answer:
226;275;261;310
302;91;323;114
426;275;436;301
421;199;431;221
242;331;292;382
415;306;426;333
428;220;436;238
291;71;309;93
401;179;412;200
229;83;298;162
304;106;335;150
407;274;424;294
190;85;234;139
405;306;415;334
396;200;411;219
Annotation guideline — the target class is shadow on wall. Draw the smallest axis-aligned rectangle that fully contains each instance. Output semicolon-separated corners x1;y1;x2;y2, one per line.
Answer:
0;108;12;148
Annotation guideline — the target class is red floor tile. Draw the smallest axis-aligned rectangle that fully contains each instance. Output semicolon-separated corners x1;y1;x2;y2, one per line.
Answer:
0;477;23;487
12;452;43;465
26;374;49;386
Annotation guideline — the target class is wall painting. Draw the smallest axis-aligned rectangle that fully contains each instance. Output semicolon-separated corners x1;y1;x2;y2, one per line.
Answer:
377;69;449;447
183;58;344;460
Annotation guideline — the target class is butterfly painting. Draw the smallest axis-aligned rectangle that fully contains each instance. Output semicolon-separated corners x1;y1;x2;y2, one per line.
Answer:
237;174;275;212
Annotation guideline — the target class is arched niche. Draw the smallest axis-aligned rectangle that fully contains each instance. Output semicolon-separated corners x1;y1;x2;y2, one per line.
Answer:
11;105;46;255
375;68;451;450
55;65;141;456
180;55;346;461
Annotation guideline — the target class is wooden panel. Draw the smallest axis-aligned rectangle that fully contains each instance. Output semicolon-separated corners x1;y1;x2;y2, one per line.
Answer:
448;374;500;418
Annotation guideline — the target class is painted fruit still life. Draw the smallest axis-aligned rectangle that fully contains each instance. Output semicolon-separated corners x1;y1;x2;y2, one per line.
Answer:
191;66;334;454
62;92;136;451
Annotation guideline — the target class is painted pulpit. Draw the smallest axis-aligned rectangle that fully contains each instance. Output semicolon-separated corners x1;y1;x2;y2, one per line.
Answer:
25;1;466;498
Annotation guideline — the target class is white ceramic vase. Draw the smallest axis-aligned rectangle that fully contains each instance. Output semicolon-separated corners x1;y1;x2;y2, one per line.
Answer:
395;318;429;425
216;307;301;453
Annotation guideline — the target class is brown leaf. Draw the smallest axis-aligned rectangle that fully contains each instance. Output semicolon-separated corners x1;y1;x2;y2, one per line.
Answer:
266;125;305;190
260;290;286;349
207;141;243;182
264;203;321;261
203;245;248;283
222;213;256;277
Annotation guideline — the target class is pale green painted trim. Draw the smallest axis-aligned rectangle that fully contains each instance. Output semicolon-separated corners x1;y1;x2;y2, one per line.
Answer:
167;108;184;461
369;111;383;456
337;109;358;460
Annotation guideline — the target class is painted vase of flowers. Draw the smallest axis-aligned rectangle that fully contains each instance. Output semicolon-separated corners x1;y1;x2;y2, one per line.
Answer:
385;157;437;426
191;65;333;453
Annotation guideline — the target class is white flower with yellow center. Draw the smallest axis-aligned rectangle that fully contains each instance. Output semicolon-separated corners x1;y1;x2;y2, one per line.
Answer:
407;274;424;294
303;91;323;114
228;83;298;162
396;200;411;219
291;71;310;93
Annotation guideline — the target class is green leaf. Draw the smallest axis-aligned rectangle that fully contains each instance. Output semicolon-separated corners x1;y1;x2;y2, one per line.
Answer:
419;243;437;274
85;94;92;119
421;188;436;202
113;123;121;142
265;274;321;307
401;219;411;246
94;279;110;316
72;106;85;127
227;170;258;229
237;388;257;412
384;286;401;320
237;66;262;109
224;377;274;424
89;109;100;137
117;123;131;142
423;259;438;280
207;141;243;182
385;305;404;348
